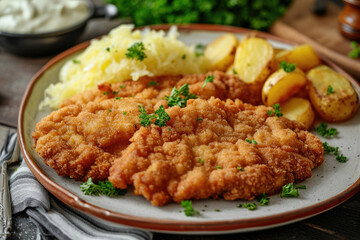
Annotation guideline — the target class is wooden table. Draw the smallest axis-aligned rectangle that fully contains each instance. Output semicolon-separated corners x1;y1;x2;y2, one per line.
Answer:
1;1;359;240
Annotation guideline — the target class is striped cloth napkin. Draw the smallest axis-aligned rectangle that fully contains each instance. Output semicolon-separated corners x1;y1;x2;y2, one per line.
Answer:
4;133;152;240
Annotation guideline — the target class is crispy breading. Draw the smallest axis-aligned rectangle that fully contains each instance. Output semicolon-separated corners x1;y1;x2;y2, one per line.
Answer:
32;98;163;181
109;98;324;206
60;71;261;107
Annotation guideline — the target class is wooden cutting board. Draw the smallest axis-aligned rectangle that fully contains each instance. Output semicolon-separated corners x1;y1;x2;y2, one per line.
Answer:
270;0;360;79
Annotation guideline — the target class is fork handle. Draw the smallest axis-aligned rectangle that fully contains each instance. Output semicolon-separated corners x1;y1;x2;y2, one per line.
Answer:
0;162;12;239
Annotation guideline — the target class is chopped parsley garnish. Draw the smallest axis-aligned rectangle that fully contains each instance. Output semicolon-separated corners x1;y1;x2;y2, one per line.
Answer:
181;200;199;217
168;128;171;131
113;91;118;94
103;91;109;95
256;193;269;206
215;209;221;212
245;139;257;144
349;41;360;59
115;97;121;100
202;75;214;88
108;109;112;112
125;42;147;61
123;111;127;115
238;203;257;211
237;166;244;171
268;103;283;117
194;43;206;57
233;69;238;75
120;85;125;89
199;158;204;163
196;118;203;122
216;166;221;169
295;185;307;189
182;54;186;59
80;178;126;197
326;85;335;95
280;61;296;72
72;59;80;64
280;183;299;198
148;81;159;87
336;154;347;162
315;122;337;137
323;142;339;155
138;105;170;127
165;83;197;108
106;47;110;52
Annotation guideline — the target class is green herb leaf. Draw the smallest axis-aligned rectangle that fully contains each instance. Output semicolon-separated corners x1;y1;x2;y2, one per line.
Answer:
272;103;283;117
123;111;127;115
115;97;121;100
165;83;197;108
348;41;360;59
138;105;170;127
233;69;238;75
323;142;339;155
315;122;337;137
280;61;296;72
202;75;214;88
125;42;147;61
103;91;109;95
72;59;80;64
120;85;125;89
154;105;171;127
256;193;269;206
238;203;257;210
336;154;347;163
295;185;306;189
194;44;206;57
199;158;203;163
196;118;203;122
280;183;299;198
216;166;221;169
148;81;159;87
106;47;110;52
113;91;118;94
108;109;112;112
236;166;244;171
326;85;335;95
182;54;186;59
181;200;199;217
215;209;221;212
80;178;126;197
245;139;257;144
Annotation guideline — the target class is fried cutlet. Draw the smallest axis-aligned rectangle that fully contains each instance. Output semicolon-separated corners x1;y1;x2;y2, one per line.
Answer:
32;98;166;182
60;71;261;107
108;98;324;206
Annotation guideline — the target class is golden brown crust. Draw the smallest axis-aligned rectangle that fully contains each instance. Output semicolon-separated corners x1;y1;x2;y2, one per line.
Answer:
109;98;324;206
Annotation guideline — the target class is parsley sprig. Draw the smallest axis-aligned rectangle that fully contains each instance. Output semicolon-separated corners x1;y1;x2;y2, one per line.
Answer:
148;81;159;87
280;183;299;198
326;85;335;95
315;122;337;137
138;105;170;127
202;75;214;88
181;200;199;217
349;41;360;59
256;193;269;206
323;142;347;163
126;42;147;61
165;83;197;108
80;178;126;197
280;61;296;72
268;103;283;117
194;43;206;57
238;203;257;210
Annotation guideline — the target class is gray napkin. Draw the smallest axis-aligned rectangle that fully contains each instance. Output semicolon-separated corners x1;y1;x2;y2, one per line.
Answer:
5;133;152;240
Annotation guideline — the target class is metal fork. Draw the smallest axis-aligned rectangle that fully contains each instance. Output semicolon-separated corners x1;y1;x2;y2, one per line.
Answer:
0;132;20;240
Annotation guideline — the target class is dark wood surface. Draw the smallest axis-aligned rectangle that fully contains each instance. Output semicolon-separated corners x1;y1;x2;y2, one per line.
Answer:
1;1;360;239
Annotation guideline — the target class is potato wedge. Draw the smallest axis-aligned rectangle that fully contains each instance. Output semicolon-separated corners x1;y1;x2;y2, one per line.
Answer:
204;33;238;71
281;97;315;130
234;37;276;84
262;68;307;106
307;65;359;122
276;44;321;71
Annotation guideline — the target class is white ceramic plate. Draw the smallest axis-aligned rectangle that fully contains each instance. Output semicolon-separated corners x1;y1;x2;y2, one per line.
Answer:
18;24;360;233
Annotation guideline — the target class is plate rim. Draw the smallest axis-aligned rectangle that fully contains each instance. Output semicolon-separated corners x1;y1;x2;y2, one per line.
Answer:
18;23;360;233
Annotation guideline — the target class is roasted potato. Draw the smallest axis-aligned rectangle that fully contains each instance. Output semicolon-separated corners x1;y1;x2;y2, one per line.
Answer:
204;33;238;71
233;37;276;84
307;65;359;122
276;44;321;71
281;97;315;130
262;67;307;106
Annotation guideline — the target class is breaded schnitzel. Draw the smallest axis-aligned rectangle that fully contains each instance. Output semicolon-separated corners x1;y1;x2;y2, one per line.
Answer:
60;71;261;107
32;98;165;182
109;98;323;206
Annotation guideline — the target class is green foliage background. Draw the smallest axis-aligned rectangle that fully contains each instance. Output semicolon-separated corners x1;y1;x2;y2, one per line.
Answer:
105;0;292;31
